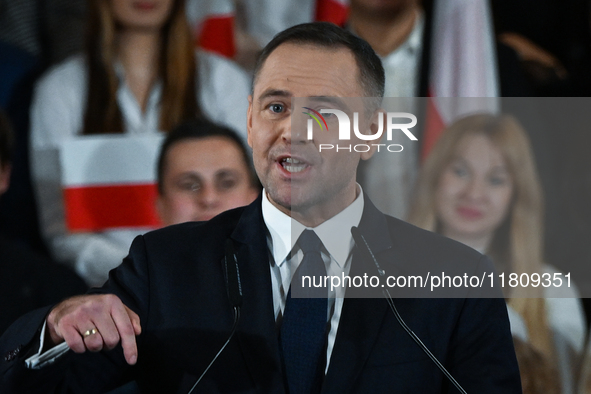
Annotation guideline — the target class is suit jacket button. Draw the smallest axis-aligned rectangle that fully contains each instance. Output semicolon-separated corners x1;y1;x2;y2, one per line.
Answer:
4;346;21;362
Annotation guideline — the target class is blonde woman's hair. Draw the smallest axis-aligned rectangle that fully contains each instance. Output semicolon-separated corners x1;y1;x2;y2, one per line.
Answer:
408;113;553;360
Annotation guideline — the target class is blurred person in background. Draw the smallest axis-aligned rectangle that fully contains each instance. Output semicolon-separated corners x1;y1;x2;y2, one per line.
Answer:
155;118;260;226
0;39;45;254
554;107;591;394
513;336;561;394
347;0;531;220
30;0;251;286
0;109;87;336
407;113;586;394
347;0;424;220
348;0;425;98
0;0;87;257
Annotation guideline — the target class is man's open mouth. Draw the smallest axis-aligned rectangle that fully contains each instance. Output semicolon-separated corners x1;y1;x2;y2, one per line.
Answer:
280;157;309;173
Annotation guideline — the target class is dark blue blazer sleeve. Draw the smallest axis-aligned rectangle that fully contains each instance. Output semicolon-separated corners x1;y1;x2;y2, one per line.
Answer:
0;234;152;393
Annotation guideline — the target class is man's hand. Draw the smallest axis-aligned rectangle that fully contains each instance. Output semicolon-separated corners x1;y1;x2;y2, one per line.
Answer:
46;294;142;365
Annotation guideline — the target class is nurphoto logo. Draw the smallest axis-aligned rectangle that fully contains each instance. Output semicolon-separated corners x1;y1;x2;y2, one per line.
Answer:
304;108;418;153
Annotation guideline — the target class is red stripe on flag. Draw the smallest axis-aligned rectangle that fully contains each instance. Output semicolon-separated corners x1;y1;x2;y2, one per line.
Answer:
64;184;161;232
315;0;349;26
421;94;446;162
197;15;236;58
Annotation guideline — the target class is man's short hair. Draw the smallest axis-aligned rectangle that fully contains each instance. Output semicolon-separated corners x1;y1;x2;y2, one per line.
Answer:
252;22;385;100
157;118;260;194
0;110;14;168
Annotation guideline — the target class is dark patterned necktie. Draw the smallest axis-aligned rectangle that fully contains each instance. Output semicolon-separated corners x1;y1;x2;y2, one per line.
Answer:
280;229;328;394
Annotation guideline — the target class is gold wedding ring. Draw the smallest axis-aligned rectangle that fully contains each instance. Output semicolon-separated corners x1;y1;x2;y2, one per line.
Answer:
83;328;99;337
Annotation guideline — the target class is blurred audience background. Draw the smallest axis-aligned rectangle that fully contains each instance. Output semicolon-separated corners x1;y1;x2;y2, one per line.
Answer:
408;114;586;394
1;0;591;391
514;336;561;394
27;0;250;286
0;109;87;337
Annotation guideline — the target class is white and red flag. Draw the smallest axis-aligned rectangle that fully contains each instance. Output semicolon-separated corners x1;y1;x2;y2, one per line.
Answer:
60;135;164;232
243;0;349;48
186;0;236;58
315;0;349;26
422;0;499;160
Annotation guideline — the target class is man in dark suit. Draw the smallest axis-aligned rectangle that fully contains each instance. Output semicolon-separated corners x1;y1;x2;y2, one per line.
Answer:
0;22;521;393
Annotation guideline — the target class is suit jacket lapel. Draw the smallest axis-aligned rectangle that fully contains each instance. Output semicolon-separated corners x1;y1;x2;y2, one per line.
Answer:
322;196;393;392
231;195;286;393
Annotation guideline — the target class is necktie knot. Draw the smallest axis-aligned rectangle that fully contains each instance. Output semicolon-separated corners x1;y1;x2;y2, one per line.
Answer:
294;230;325;281
298;229;323;255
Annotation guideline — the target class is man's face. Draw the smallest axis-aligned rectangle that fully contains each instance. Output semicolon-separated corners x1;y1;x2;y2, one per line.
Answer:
248;43;377;225
156;137;259;225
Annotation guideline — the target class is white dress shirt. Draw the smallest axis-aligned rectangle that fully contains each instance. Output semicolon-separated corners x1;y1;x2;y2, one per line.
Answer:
261;187;364;372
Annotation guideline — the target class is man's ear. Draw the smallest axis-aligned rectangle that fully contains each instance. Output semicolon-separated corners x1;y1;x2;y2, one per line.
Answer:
0;164;11;196
247;95;253;148
360;109;385;161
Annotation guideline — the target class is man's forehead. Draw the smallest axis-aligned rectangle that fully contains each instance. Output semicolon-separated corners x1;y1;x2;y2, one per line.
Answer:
253;43;362;97
170;136;240;156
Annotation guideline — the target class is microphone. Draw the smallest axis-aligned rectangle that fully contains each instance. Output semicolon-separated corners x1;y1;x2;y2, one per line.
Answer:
224;239;243;308
350;227;468;394
187;239;242;394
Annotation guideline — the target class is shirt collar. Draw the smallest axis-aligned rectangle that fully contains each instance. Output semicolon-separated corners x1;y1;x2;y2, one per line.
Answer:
113;60;163;134
262;186;365;268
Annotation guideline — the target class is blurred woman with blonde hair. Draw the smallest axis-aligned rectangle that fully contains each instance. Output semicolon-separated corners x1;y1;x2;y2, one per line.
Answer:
408;113;585;393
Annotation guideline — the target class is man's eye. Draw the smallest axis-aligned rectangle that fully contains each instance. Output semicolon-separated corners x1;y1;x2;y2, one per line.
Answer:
218;179;237;190
269;104;284;113
180;181;200;192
